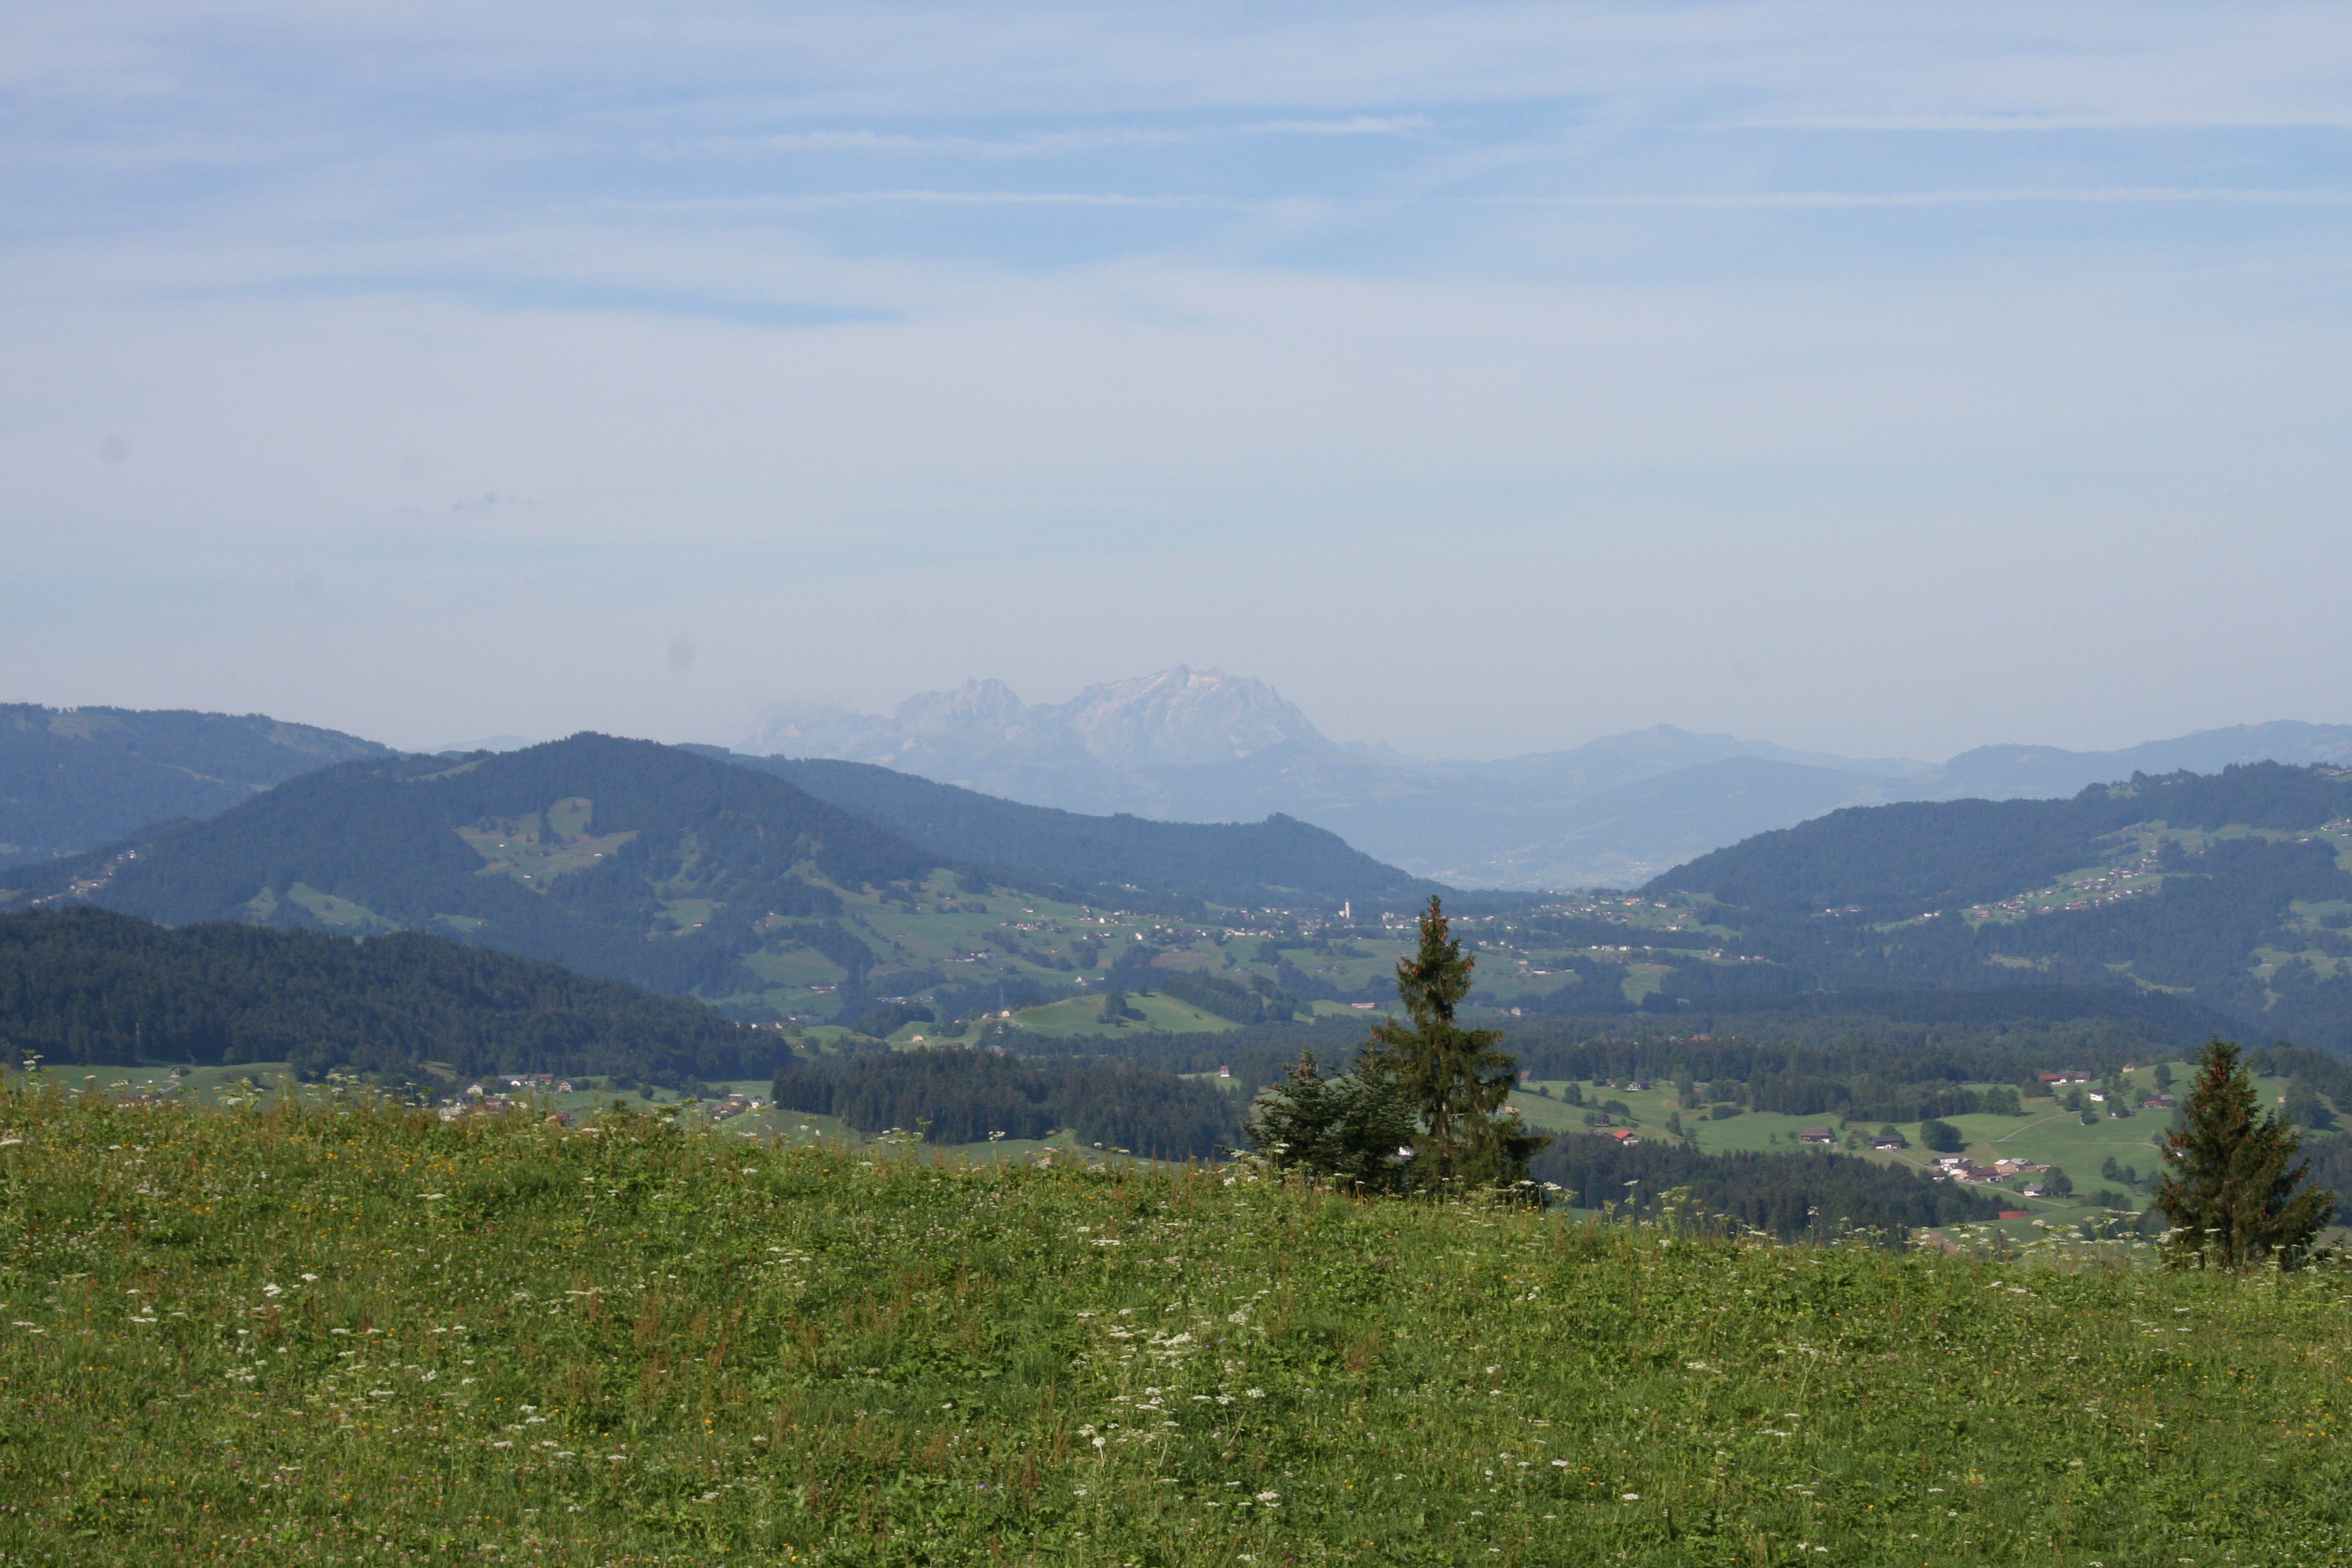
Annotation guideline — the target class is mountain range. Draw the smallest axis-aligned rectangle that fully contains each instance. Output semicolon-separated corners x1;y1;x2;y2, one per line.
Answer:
7;716;2352;1056
0;734;1439;1028
9;681;2349;898
744;669;2352;887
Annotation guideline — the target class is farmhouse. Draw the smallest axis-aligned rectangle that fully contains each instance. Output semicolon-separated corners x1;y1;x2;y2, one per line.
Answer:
1797;1128;1834;1145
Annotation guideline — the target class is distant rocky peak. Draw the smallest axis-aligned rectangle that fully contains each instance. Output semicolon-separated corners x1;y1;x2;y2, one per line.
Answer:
741;666;1328;775
1052;666;1326;770
891;678;1032;735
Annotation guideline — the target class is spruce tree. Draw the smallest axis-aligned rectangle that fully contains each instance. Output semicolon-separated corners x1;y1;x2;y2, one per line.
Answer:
1246;1051;1417;1194
2155;1039;2335;1271
1356;896;1548;1192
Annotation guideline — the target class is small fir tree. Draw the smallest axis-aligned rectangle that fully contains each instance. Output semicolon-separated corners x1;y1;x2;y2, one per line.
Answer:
2155;1039;2335;1271
1356;896;1548;1191
1246;1051;1417;1194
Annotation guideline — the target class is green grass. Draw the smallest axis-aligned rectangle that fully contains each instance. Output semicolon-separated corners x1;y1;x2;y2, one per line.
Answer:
6;1088;2352;1565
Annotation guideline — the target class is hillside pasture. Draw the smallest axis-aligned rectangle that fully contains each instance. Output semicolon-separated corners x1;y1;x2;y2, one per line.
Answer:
4;1088;2352;1564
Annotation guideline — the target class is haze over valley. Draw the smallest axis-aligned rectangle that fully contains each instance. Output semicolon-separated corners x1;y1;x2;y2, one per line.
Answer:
740;665;2352;887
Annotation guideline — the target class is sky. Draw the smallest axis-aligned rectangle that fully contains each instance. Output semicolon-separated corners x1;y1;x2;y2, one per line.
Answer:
5;1;2350;762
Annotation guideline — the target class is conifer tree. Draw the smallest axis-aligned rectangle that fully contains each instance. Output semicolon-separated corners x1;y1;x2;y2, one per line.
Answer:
1356;896;1548;1192
2155;1039;2334;1270
1246;1050;1417;1193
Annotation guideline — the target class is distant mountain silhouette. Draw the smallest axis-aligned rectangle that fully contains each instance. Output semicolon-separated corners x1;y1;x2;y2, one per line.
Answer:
0;704;391;869
1904;722;2352;802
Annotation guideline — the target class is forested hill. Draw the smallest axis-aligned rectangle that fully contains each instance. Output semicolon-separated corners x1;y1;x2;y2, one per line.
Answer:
0;906;783;1084
0;704;390;869
1639;762;2352;1051
0;734;947;1008
723;753;1439;909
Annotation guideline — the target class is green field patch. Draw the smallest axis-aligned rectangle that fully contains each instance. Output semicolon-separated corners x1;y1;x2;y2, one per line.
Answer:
282;881;397;932
655;897;720;935
1011;991;1239;1038
2255;944;2347;980
738;946;849;986
29;1061;299;1100
455;802;638;890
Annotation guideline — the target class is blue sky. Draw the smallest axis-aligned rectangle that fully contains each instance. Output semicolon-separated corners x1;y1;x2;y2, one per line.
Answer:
5;1;2350;759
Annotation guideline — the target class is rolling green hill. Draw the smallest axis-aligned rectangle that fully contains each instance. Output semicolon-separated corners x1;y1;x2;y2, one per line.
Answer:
12;1095;2352;1565
1634;762;2352;1049
0;904;781;1084
721;751;1439;910
0;704;391;868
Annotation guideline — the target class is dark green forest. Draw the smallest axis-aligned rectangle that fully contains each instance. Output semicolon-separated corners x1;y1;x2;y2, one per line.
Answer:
1526;1132;2005;1239
0;906;782;1083
0;704;388;868
771;1046;1243;1158
728;753;1438;911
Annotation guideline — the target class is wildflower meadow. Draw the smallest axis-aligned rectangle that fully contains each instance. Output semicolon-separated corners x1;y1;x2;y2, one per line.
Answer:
2;1083;2349;1565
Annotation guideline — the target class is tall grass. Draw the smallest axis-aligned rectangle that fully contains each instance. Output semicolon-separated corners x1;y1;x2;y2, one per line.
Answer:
2;1083;2349;1565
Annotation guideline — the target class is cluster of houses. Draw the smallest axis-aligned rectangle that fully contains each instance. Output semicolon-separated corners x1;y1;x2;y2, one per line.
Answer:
436;1075;577;1122
1968;855;2165;921
1929;1154;2055;1192
2039;1068;2176;1111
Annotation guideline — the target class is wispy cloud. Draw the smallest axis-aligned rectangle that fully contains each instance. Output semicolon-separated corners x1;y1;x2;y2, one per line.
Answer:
728;116;1437;158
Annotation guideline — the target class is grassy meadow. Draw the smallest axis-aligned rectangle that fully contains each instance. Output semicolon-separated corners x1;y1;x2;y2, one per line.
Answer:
5;1084;2352;1566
